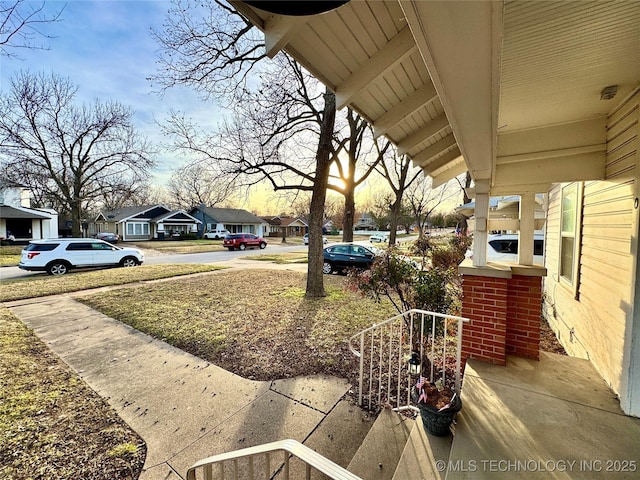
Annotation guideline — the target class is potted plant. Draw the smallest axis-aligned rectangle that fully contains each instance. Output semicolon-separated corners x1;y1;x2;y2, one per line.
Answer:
411;376;462;436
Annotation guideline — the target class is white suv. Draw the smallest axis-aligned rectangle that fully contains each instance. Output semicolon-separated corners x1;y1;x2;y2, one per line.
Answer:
19;239;145;275
466;234;544;264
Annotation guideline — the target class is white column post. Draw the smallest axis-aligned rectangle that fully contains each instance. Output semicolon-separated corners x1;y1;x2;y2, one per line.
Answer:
472;180;490;267
518;194;536;265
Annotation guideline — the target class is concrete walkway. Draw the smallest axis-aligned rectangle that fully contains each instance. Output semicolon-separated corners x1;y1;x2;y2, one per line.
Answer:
5;292;373;479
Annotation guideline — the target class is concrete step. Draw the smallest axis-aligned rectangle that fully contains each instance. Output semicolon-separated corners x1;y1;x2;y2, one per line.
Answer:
392;417;452;480
346;409;414;480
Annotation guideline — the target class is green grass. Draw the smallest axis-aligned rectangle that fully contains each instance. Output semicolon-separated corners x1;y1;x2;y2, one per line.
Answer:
129;240;226;254
0;264;225;302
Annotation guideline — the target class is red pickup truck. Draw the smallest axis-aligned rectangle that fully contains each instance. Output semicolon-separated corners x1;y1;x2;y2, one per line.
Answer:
223;233;267;251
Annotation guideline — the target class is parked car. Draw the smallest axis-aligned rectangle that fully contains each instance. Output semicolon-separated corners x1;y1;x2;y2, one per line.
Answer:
223;233;267;251
95;232;119;243
466;233;544;264
303;233;328;245
18;238;144;275
322;243;376;274
369;233;388;243
203;228;230;240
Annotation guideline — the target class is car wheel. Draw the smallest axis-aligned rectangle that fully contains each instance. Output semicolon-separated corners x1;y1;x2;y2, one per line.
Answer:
47;261;70;276
259;242;266;249
120;256;139;267
322;262;334;274
239;243;246;251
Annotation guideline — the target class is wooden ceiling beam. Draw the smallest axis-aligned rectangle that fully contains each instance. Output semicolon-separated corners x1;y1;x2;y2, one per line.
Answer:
264;15;308;58
412;133;457;166
397;113;449;155
372;82;438;138
418;146;462;173
335;27;417;110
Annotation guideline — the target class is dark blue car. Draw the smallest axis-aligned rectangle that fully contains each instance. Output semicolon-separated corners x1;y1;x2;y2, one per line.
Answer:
322;244;376;274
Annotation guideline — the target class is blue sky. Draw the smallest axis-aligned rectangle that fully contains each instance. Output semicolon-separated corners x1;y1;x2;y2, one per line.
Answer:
1;0;220;183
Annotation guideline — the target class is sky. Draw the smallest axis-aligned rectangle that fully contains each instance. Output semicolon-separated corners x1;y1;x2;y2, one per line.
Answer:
1;0;219;185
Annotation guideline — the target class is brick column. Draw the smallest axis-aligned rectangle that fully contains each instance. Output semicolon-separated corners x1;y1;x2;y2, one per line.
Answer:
461;275;508;366
506;275;542;360
459;261;546;367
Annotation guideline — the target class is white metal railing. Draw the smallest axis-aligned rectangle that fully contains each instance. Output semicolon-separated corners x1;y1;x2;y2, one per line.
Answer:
348;309;469;411
186;439;362;480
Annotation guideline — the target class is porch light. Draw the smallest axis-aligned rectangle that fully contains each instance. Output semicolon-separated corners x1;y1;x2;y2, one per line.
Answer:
408;352;421;376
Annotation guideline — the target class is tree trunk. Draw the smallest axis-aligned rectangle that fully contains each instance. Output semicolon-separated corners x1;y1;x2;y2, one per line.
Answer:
388;197;402;245
342;185;355;243
71;200;82;238
306;90;336;298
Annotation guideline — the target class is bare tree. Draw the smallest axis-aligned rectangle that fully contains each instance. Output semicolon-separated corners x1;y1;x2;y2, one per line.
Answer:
166;161;237;210
150;0;265;102
405;176;461;236
375;146;423;244
0;71;155;237
153;0;339;296
1;0;63;57
330;111;384;242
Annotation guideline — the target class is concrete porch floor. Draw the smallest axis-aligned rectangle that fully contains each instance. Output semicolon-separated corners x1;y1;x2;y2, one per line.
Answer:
447;352;640;479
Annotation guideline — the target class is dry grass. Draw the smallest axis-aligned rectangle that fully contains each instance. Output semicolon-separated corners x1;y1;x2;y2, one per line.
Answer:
243;251;309;264
78;270;398;382
0;307;145;480
0;264;224;302
129;240;226;254
0;245;22;267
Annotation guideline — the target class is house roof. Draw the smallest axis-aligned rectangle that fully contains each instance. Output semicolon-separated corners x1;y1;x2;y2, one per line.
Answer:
230;1;640;196
260;216;307;227
153;210;201;224
0;205;51;220
192;206;266;224
96;205;169;222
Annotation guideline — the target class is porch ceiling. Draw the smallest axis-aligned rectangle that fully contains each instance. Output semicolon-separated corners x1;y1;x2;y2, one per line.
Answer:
230;0;640;196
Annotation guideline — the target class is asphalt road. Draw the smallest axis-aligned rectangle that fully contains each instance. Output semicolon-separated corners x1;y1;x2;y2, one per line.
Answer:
0;235;423;281
0;242;309;281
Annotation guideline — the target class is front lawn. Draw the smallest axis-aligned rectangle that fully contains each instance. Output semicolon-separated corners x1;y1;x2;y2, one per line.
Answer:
0;264;224;302
78;270;397;382
0;245;22;267
129;240;226;254
0;308;145;479
243;251;309;264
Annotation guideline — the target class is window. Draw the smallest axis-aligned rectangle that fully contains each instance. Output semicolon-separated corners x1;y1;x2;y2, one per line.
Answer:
560;183;580;285
66;243;93;251
126;222;149;236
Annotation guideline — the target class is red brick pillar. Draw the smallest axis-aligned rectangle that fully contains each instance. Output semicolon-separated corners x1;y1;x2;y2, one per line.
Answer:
506;275;542;360
461;275;508;365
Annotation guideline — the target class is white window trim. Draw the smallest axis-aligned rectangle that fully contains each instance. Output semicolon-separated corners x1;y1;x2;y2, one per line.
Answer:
559;182;584;299
126;222;150;236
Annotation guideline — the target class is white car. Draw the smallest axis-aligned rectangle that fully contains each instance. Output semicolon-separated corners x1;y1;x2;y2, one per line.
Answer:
18;238;145;275
203;228;230;240
369;233;388;243
303;233;328;245
466;234;544;264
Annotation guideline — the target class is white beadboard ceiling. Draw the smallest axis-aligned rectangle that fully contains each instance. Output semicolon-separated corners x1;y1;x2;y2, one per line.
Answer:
230;0;640;195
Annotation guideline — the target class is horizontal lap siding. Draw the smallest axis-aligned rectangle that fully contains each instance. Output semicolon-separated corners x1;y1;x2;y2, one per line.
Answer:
543;91;638;398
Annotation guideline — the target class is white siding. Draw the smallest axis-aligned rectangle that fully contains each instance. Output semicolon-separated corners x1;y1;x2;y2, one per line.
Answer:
544;90;638;397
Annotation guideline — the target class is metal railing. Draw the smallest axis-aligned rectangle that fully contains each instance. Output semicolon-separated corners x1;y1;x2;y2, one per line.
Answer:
348;309;469;411
186;439;362;480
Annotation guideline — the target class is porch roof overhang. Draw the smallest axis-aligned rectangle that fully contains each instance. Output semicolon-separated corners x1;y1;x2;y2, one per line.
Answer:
230;0;640;196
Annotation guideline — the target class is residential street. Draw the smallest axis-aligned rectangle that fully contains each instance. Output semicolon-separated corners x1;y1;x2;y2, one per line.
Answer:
0;242;307;281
